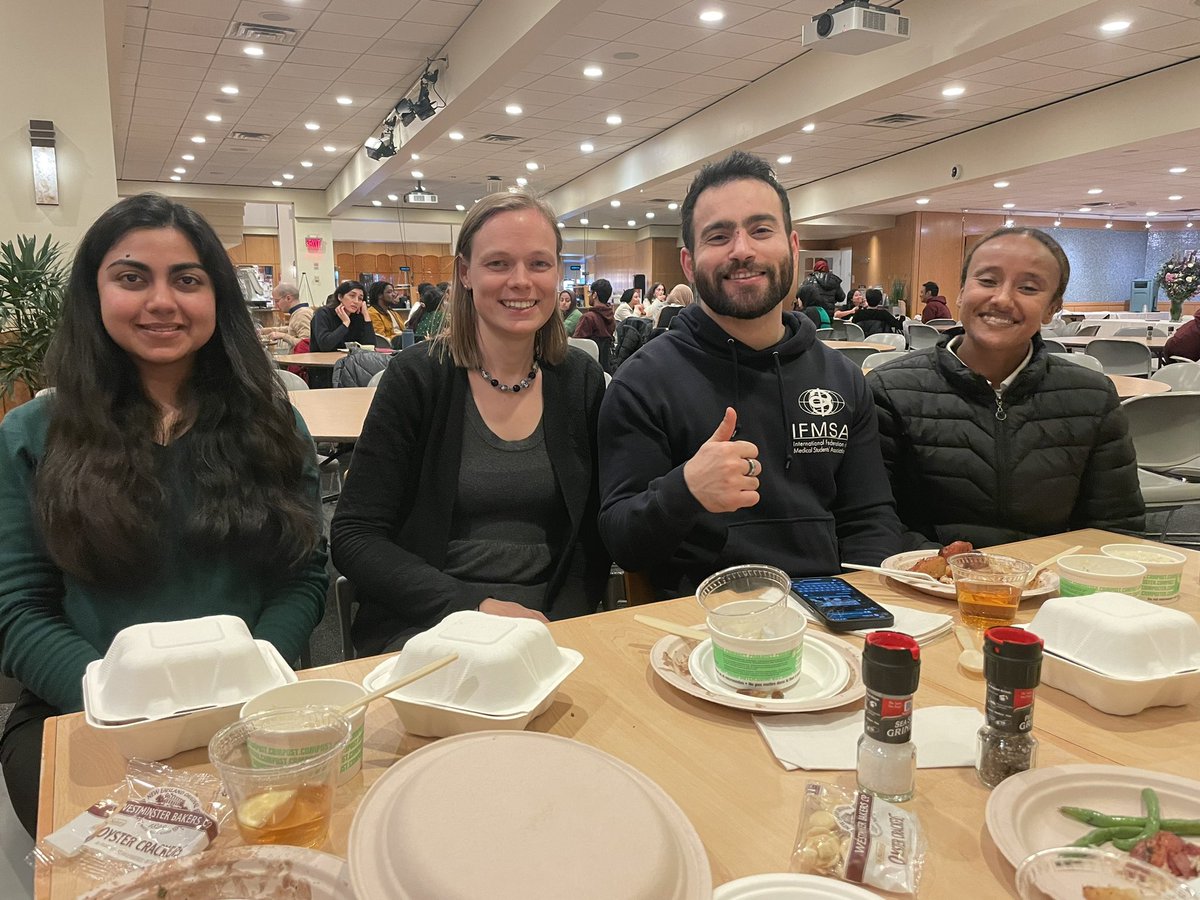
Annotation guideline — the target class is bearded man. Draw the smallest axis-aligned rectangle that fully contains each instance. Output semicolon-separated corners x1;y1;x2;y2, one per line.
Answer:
597;151;901;596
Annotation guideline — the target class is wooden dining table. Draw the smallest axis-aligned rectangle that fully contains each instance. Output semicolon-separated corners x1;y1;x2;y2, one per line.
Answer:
1056;334;1170;352
34;530;1200;898
289;387;376;442
273;351;351;369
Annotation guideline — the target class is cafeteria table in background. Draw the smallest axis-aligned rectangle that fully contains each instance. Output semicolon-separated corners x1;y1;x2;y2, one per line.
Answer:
289;387;374;443
34;530;1200;899
273;352;347;370
1056;335;1170;353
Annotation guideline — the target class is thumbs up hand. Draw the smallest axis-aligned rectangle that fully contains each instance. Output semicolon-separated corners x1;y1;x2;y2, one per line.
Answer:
683;408;762;513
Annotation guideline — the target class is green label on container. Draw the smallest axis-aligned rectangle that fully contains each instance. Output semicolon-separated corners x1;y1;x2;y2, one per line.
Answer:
1059;578;1139;598
1141;573;1182;600
711;645;801;685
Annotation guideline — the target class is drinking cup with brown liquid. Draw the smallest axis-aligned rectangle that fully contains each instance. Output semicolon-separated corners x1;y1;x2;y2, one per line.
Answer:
946;553;1034;630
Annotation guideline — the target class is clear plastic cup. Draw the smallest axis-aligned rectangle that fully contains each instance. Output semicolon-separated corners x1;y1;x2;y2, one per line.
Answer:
1015;846;1196;899
209;707;351;849
947;552;1034;630
696;564;804;690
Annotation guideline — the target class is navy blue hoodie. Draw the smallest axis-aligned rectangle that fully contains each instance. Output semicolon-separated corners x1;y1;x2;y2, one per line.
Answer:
598;303;901;595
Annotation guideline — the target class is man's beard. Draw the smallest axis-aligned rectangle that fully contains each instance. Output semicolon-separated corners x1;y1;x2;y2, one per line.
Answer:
694;257;793;321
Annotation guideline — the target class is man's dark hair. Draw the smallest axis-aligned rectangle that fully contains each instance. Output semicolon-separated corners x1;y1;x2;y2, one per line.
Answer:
680;150;792;254
865;288;884;307
923;281;939;297
590;278;613;304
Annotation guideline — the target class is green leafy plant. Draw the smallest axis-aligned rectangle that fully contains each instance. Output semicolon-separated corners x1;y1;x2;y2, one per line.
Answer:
0;235;68;400
889;277;907;307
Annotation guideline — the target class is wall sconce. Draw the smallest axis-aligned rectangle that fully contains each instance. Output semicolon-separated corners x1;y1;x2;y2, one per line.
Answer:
29;120;58;206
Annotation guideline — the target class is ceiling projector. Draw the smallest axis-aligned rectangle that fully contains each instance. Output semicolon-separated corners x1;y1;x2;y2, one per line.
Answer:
802;1;910;54
404;183;438;204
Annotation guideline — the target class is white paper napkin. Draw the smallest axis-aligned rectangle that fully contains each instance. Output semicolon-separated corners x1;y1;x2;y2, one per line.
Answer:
753;706;984;771
793;599;953;644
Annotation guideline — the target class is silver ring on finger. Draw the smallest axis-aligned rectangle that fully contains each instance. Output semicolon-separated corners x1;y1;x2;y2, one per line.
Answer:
746;458;758;477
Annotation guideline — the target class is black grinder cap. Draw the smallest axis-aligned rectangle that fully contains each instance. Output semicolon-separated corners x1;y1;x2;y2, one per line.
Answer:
983;626;1043;689
863;631;921;695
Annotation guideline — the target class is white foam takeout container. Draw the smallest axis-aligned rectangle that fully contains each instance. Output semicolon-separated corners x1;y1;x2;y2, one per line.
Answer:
1028;593;1200;716
83;617;297;760
363;611;582;738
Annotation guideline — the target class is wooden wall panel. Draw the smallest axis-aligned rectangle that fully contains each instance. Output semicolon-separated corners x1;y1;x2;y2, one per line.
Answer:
592;240;638;292
648;238;686;290
913;212;966;318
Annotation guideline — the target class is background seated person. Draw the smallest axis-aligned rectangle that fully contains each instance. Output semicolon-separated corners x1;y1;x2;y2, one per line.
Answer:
331;191;609;655
868;226;1144;550
0;193;326;837
850;288;903;336
833;288;866;319
366;281;405;342
1162;305;1200;362
408;283;446;341
919;281;952;321
261;281;312;350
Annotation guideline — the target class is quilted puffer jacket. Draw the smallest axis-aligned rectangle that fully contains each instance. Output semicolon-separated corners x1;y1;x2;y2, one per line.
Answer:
867;337;1145;549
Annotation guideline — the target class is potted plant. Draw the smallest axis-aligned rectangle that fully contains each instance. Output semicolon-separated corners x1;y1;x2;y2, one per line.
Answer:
0;234;67;405
1157;251;1200;322
889;277;907;314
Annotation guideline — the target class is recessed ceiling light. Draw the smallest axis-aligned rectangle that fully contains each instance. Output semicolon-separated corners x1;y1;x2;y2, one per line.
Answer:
411;153;420;160
411;170;423;178
1168;194;1183;201
646;212;655;219
387;194;398;201
941;85;966;97
557;222;564;228
505;103;523;115
699;9;725;23
1002;202;1015;209
170;175;181;181
606;114;622;126
526;161;539;171
323;145;336;153
603;224;611;229
1170;166;1188;174
777;155;792;164
282;173;294;180
173;167;186;174
801;123;816;133
916;198;931;205
448;131;464;140
516;177;528;186
304;122;319;131
668;202;679;210
1105;221;1113;228
580;218;589;225
1146;210;1159;216
336;96;352;105
205;113;222;122
456;204;465;211
181;154;194;161
301;160;313;168
610;199;620;207
1087;188;1103;195
272;180;283;186
221;85;239;95
993;180;1009;188
372;200;382;206
627;219;636;226
1100;20;1131;33
583;65;603;78
191;136;206;143
1078;206;1092;212
580;142;594;153
243;45;264;56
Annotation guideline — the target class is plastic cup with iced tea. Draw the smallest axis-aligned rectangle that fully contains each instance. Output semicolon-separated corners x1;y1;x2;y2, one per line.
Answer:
947;552;1034;630
209;707;350;848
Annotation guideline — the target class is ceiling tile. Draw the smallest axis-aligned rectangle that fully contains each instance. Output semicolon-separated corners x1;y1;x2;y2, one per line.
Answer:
406;0;474;27
146;10;229;37
311;11;396;36
569;11;648;41
143;30;222;53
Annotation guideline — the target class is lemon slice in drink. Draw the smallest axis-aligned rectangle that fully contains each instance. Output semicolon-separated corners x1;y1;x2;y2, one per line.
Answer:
237;789;297;829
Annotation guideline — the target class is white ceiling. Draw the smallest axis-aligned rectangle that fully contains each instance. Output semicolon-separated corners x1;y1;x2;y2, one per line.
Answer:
111;0;1200;232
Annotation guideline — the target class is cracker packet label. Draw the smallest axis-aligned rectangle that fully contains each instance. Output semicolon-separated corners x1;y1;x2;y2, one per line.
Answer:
41;800;119;858
83;786;218;868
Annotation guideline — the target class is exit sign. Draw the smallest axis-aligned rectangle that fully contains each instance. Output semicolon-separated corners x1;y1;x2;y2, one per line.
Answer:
569;265;581;270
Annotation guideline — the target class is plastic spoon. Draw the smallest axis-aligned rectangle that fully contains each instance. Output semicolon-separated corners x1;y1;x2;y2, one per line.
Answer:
839;562;944;586
1024;544;1082;584
633;614;710;643
955;626;984;673
336;652;459;715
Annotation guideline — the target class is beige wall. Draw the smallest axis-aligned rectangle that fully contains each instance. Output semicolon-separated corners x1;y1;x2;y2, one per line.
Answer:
0;0;118;250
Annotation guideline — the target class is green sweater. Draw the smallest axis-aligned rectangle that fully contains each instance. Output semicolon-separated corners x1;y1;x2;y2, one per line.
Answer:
0;396;328;713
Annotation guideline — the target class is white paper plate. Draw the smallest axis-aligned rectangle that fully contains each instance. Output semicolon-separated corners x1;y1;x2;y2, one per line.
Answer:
881;550;1059;601
650;631;865;714
79;846;351;899
986;764;1200;869
349;731;711;900
688;635;850;706
714;873;880;899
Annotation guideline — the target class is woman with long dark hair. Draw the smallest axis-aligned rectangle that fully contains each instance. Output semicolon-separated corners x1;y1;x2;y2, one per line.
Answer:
0;193;327;836
407;283;446;341
311;280;376;351
332;191;609;654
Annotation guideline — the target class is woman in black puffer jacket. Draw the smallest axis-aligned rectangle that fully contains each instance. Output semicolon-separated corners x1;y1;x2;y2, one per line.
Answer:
867;226;1144;550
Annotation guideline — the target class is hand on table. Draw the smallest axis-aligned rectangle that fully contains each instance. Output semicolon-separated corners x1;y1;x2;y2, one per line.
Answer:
683;407;760;513
478;599;550;623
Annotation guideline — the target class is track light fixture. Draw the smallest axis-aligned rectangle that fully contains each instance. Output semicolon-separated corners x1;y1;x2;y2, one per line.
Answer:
364;58;447;159
364;129;396;161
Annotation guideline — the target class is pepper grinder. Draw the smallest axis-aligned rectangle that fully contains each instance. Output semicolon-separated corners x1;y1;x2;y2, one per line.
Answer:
976;626;1043;789
856;631;921;802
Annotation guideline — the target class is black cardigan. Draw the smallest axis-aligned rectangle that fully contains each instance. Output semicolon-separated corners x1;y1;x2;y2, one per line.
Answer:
331;342;610;655
310;306;376;351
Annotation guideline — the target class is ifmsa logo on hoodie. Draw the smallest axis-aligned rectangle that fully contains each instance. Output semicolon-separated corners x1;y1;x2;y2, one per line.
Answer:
792;388;850;455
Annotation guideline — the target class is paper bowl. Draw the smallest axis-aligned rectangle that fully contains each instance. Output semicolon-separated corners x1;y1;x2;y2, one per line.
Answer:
1101;543;1187;604
1056;555;1145;598
241;680;366;784
381;611;577;717
1028;593;1200;679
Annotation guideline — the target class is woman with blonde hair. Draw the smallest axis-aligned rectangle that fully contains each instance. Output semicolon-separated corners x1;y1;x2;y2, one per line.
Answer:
331;191;610;654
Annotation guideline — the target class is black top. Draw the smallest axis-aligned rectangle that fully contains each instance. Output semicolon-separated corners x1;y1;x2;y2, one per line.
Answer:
310;306;376;351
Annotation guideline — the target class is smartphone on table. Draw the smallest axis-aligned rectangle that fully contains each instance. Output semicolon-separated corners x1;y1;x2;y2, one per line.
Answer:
790;577;895;633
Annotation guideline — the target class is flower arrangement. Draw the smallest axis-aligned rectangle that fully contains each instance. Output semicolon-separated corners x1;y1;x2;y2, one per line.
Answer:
1157;250;1200;321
